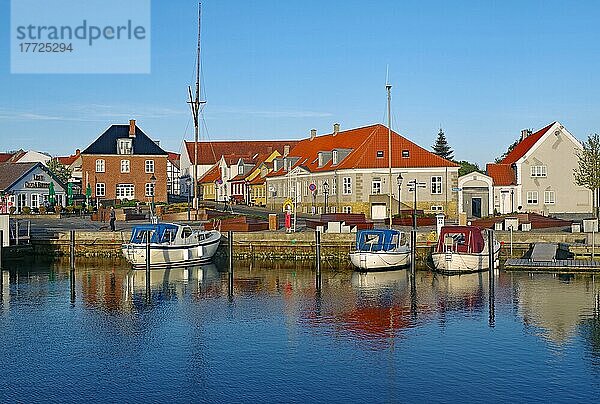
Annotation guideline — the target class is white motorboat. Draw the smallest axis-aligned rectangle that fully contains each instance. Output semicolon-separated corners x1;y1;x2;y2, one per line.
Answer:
431;225;500;274
122;223;221;269
349;229;411;271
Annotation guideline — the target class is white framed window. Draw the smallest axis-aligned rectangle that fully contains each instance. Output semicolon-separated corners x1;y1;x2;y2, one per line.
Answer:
332;177;337;195
121;160;130;173
330;206;337;213
18;194;26;210
372;178;382;194
238;165;244;175
332;150;338;165
145;160;154;173
96;183;106;197
376;150;384;158
95;159;105;173
145;183;155;197
431;176;442;194
526;191;538;204
303;181;308;196
343;205;352;213
402;150;409;158
531;166;547;177
544;190;555;204
318;206;323;214
431;205;444;212
343;177;352;195
117;138;133;155
116;184;135;199
31;194;39;209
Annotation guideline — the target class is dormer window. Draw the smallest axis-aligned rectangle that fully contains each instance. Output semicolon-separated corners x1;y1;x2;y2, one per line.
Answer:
377;150;384;158
318;152;323;167
332;150;338;165
238;165;244;175
117;138;133;155
402;150;409;158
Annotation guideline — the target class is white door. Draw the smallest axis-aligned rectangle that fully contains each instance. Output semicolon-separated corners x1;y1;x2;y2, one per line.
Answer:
371;204;387;220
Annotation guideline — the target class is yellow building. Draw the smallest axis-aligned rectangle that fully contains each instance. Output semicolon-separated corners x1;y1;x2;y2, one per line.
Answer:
198;163;221;201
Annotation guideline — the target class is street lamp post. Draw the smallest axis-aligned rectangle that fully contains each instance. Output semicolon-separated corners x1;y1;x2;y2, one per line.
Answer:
397;173;403;216
186;177;191;221
323;181;329;214
150;174;157;223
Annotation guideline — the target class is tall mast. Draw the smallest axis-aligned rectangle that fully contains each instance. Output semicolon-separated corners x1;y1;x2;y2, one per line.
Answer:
386;80;392;229
188;3;203;220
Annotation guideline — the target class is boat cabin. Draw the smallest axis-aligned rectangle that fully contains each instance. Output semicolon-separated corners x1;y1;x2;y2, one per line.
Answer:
129;223;195;244
355;229;405;252
436;226;485;254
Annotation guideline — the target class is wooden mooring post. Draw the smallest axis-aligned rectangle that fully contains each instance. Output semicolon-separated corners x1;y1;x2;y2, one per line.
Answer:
315;230;322;289
145;238;151;301
69;230;76;303
0;230;3;298
228;231;234;296
410;229;417;275
488;229;495;327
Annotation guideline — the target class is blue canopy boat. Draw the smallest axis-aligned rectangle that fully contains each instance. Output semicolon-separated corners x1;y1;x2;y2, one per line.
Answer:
349;229;411;271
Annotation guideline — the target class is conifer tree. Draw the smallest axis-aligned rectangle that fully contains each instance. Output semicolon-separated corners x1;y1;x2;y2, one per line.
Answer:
432;128;454;160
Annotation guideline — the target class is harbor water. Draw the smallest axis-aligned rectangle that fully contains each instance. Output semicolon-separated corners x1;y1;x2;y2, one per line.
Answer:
1;258;600;402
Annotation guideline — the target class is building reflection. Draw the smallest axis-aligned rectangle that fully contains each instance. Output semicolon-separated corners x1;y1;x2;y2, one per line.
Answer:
512;273;600;346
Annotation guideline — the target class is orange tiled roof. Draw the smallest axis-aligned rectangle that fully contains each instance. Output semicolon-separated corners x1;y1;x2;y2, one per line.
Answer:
184;140;298;166
486;163;516;186
198;163;221;184
272;124;458;177
500;122;555;164
56;151;80;166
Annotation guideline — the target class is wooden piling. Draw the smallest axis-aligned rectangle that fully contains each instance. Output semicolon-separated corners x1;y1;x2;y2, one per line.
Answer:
70;230;75;270
145;238;151;300
0;230;3;270
315;230;321;289
15;220;19;246
410;229;417;274
488;229;495;327
228;231;234;296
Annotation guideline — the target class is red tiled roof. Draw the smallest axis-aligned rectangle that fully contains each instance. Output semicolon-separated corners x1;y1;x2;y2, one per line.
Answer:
248;176;265;185
184;140;298;166
167;152;180;161
198;163;221;184
500;122;555;164
0;153;14;163
229;173;245;182
56;151;80;166
486;163;516;186
272;124;458;177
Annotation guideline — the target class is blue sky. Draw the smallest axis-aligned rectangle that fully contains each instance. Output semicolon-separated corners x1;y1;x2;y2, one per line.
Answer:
1;0;600;166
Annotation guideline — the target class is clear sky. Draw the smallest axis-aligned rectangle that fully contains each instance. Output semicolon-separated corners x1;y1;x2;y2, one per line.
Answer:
1;0;600;166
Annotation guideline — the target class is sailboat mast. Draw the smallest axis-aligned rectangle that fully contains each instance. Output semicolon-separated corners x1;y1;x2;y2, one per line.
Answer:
386;82;392;229
193;3;201;220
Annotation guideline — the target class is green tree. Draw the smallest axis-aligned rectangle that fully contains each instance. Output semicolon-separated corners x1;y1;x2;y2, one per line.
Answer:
47;158;72;184
432;128;454;160
495;139;519;163
574;133;600;218
456;160;482;177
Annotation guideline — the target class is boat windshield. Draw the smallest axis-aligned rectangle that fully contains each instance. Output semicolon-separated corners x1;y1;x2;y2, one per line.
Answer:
356;230;402;252
130;224;180;244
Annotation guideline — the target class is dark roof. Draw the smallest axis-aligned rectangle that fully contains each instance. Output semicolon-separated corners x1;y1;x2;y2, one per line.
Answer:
0;162;67;192
82;124;168;156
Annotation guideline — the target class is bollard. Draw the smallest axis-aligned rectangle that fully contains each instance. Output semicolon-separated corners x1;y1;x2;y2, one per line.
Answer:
70;230;75;270
410;229;417;275
228;231;234;296
315;230;321;289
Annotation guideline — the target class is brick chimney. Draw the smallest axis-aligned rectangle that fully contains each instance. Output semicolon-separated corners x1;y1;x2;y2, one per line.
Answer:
129;119;136;137
333;123;340;136
520;128;532;142
283;145;290;157
310;129;317;140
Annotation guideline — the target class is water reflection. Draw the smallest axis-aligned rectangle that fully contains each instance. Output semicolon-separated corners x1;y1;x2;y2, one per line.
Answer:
2;258;600;353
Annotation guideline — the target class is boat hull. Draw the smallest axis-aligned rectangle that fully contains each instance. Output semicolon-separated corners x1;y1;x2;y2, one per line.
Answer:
122;233;221;269
432;247;500;274
349;251;411;271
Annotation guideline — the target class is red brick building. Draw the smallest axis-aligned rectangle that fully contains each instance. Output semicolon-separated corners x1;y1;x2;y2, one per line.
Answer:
81;120;168;203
